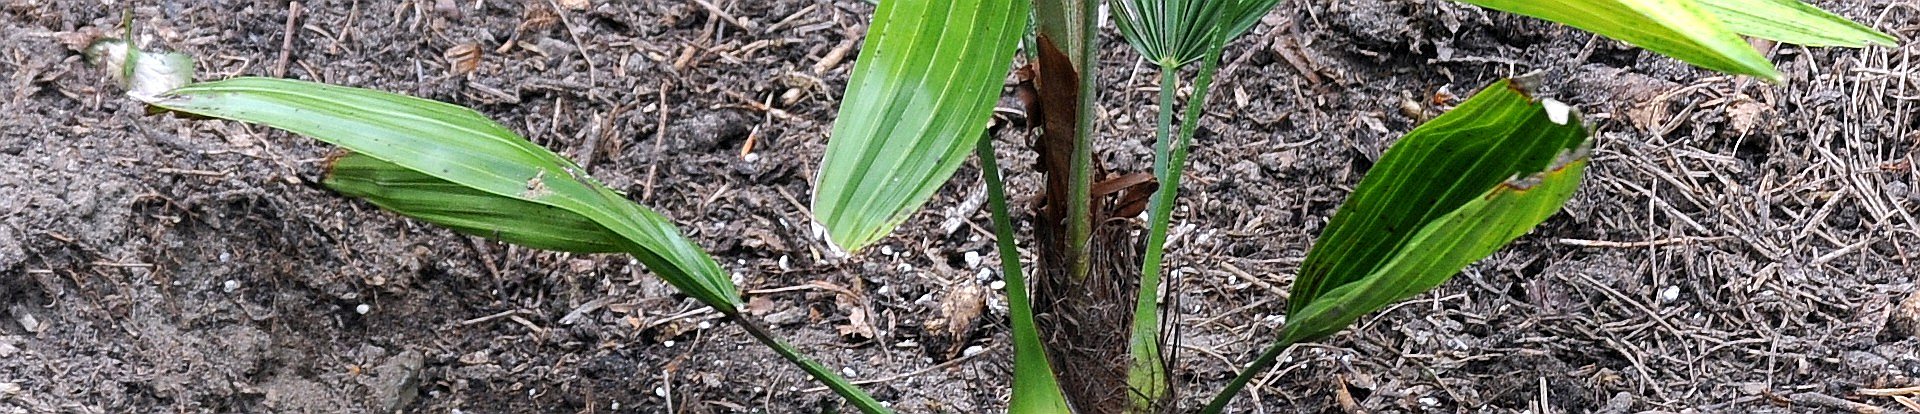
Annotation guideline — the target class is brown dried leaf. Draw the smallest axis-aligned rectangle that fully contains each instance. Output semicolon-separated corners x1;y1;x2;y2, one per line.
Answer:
830;280;876;340
921;283;986;359
744;295;776;316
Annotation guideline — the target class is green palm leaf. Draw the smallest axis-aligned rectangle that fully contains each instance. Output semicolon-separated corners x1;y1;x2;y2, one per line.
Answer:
150;77;893;413
1204;78;1593;413
1454;0;1893;81
1699;0;1895;47
153;78;742;312
810;0;1031;253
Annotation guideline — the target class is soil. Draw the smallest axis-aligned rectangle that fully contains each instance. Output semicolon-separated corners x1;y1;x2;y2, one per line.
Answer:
3;0;1918;413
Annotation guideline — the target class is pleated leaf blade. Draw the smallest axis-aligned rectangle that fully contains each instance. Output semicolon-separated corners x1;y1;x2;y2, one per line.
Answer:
1455;0;1779;80
1455;0;1893;81
151;77;901;414
323;151;629;253
151;77;741;313
1284;79;1591;338
811;0;1031;253
1699;0;1895;47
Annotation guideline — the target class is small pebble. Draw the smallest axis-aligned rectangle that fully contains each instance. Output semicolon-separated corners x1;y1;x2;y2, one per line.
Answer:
696;321;711;330
663;340;677;348
0;382;19;397
880;245;894;256
988;280;1006;290
355;304;371;315
841;367;857;377
16;313;40;333
611;402;621;411
1419;396;1440;407
963;251;982;268
654;387;668;397
1660;286;1680;302
962;345;986;357
222;280;240;293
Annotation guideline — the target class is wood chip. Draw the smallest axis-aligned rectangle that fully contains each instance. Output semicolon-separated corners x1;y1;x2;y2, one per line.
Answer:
444;43;482;75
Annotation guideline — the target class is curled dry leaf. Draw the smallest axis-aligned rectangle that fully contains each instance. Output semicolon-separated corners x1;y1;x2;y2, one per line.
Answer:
921;283;986;360
823;280;877;340
445;43;482;75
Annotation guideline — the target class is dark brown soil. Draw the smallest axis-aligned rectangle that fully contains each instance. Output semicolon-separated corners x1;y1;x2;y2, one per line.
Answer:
3;0;1917;413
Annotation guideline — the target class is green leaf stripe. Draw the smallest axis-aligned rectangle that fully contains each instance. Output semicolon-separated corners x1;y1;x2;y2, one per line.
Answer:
153;77;741;312
811;0;1031;252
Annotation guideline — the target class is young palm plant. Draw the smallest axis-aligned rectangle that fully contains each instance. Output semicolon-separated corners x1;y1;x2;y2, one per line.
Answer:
811;0;1890;413
104;0;1890;412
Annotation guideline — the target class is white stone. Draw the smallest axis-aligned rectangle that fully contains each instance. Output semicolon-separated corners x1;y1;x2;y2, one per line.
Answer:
355;304;371;315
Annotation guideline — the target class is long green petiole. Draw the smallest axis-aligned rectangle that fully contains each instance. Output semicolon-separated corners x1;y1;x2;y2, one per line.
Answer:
977;133;1073;412
1127;41;1227;412
1199;330;1301;413
728;313;894;414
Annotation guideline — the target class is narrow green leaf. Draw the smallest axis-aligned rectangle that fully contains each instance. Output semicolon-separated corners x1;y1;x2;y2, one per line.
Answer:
1453;0;1781;81
977;137;1073;414
811;0;1031;252
1283;152;1588;342
1204;79;1592;413
323;152;627;253
151;77;741;313
151;77;895;413
1222;0;1284;40
1698;0;1895;47
1287;79;1589;320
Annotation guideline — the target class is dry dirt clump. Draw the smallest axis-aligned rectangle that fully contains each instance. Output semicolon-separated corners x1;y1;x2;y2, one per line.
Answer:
2;0;1917;413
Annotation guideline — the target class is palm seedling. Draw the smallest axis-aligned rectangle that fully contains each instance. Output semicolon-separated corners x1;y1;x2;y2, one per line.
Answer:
99;0;1891;412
